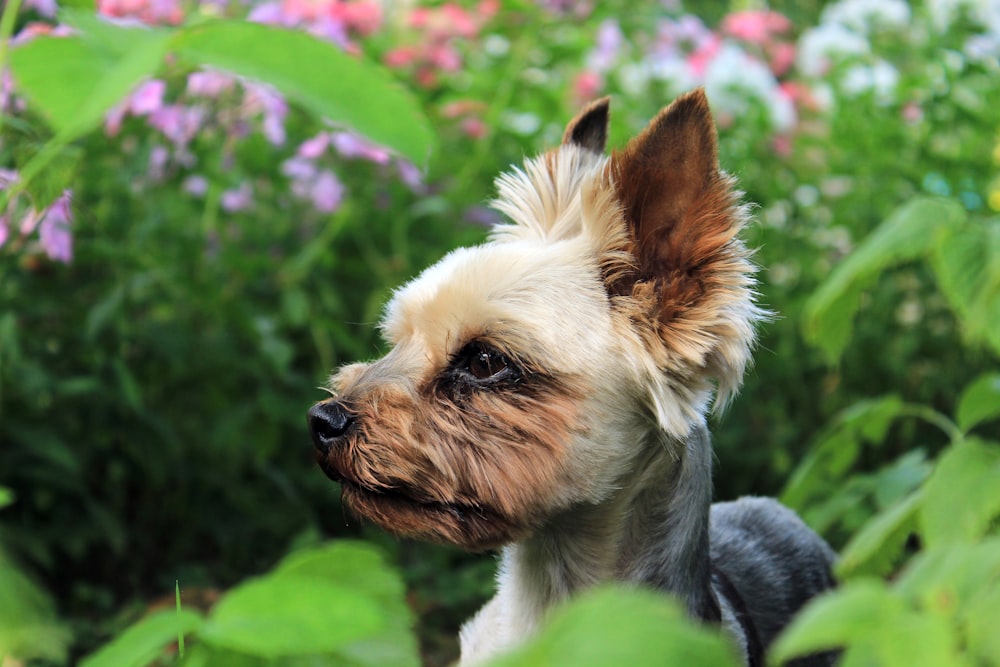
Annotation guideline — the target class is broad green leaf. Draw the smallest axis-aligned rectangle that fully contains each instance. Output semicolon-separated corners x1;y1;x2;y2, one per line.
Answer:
275;542;419;667
932;220;1000;356
956;373;1000;433
59;9;173;57
896;540;1000;612
770;580;900;662
9;33;171;140
921;438;1000;548
80;609;203;667
200;575;384;657
485;587;739;667
830;612;958;667
803;197;966;361
836;490;921;579
0;555;71;662
175;21;434;164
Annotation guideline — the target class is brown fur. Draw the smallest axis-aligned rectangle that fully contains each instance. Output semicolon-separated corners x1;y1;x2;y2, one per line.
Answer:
316;354;587;551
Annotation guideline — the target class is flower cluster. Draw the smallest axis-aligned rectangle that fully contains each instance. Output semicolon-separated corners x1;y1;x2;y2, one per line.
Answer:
384;1;498;88
0;174;73;263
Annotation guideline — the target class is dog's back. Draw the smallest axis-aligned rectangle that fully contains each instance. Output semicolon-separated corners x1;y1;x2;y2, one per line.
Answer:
710;497;838;665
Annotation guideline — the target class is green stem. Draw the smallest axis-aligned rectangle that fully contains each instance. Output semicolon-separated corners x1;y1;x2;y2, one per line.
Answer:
899;404;963;445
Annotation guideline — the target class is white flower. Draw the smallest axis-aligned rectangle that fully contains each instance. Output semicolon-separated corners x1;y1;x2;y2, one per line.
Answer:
821;0;911;33
704;43;795;131
840;59;899;102
797;23;870;77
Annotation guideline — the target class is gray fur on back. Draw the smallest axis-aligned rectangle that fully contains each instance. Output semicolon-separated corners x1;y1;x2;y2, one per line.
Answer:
710;496;838;666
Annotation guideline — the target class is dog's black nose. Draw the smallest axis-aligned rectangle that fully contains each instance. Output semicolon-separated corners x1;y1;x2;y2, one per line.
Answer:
308;401;356;453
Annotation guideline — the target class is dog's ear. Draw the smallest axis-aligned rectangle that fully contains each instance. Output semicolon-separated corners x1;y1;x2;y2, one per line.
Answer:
562;97;610;154
607;89;760;409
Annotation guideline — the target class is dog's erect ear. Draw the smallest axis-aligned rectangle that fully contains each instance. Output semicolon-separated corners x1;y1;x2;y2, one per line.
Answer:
562;97;610;154
607;88;760;408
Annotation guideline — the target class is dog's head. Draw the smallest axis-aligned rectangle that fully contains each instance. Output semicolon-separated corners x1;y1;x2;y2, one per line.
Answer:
309;89;765;550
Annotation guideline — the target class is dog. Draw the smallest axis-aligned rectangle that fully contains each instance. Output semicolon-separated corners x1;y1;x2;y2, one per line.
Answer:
308;89;837;666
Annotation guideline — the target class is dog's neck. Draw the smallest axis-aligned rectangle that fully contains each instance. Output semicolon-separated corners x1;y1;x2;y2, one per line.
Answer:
494;420;717;637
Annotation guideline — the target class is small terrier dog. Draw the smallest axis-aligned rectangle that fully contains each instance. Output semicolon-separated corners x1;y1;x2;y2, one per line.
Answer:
309;89;836;666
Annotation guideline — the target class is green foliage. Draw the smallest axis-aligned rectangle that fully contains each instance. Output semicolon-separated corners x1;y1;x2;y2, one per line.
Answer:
2;0;1000;665
80;541;417;666
802;197;966;362
484;587;740;667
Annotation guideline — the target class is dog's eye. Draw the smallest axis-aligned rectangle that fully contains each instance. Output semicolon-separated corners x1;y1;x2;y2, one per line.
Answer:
465;345;510;381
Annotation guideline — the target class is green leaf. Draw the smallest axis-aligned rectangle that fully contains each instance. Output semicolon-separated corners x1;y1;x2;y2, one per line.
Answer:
803;197;966;361
59;9;173;57
921;438;1000;548
895;539;1000;613
9;32;171;140
485;587;739;667
0;555;71;662
0;487;12;509
956;373;1000;433
836;490;921;579
200;575;384;657
175;21;434;165
275;542;419;667
932;220;1000;356
79;609;203;667
770;580;900;662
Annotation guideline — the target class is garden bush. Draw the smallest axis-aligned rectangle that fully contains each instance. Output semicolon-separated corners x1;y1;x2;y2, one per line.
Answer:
1;0;998;665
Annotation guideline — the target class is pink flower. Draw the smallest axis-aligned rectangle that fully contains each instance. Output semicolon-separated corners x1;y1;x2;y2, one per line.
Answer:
572;70;603;103
98;0;184;25
0;216;7;248
686;35;722;77
769;42;796;76
339;0;382;35
282;156;317;181
330;132;390;164
297;132;331;159
38;191;73;263
721;10;791;45
148;104;206;147
130;79;166;115
186;71;235;98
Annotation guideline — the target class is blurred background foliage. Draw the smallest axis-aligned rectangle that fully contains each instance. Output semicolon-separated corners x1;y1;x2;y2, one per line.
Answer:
1;0;999;665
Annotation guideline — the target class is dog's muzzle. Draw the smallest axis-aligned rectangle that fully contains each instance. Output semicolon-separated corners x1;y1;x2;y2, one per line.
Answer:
308;400;356;454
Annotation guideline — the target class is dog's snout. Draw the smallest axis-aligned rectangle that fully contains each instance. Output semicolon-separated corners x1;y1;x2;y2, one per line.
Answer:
308;401;356;453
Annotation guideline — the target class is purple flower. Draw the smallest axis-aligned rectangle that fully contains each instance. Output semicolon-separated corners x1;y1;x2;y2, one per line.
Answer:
587;20;623;72
330;131;390;164
130;79;166;115
183;175;209;197
186;70;235;98
309;169;344;213
39;191;73;263
297;132;331;159
243;83;287;146
149;104;206;148
396;160;425;192
0;216;8;248
281;156;317;181
220;182;254;213
23;0;58;17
